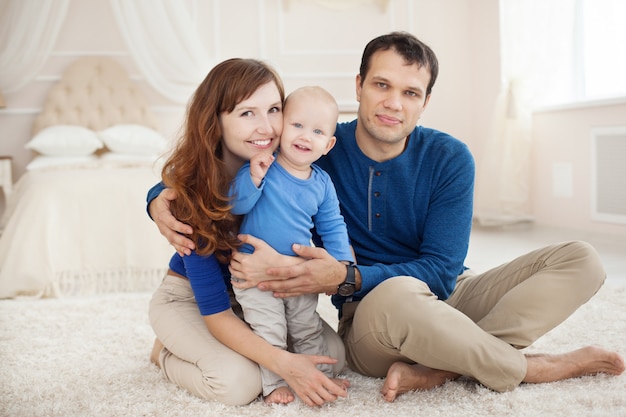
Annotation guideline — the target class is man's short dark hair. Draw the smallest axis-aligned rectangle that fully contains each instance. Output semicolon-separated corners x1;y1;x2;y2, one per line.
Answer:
359;31;439;97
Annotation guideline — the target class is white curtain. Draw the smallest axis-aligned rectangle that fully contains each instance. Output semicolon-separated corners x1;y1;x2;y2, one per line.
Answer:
109;0;212;104
473;0;576;226
0;0;69;94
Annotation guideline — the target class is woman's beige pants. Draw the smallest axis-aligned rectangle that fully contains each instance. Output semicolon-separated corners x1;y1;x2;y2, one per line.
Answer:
339;241;605;392
148;274;345;406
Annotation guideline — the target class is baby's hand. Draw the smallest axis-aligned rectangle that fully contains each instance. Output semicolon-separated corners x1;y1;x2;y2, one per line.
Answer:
250;152;275;187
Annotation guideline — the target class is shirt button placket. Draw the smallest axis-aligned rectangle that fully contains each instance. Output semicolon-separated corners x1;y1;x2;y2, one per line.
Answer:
372;170;384;227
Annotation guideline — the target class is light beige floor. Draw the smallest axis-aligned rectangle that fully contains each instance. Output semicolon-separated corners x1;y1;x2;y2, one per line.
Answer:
467;223;626;284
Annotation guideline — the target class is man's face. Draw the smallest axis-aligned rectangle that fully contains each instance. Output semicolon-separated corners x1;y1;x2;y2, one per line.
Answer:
356;48;431;152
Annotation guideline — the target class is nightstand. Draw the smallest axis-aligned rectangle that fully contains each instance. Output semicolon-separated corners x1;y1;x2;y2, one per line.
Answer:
0;156;13;200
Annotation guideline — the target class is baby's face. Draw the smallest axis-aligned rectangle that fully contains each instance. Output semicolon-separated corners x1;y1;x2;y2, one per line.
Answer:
279;96;337;166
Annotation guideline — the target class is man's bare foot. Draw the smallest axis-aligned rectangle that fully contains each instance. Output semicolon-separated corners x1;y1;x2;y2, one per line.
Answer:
150;338;164;368
524;346;625;384
381;362;459;402
264;386;295;405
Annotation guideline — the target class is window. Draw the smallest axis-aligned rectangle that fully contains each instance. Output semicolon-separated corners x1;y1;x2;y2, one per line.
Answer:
580;0;626;102
499;0;626;108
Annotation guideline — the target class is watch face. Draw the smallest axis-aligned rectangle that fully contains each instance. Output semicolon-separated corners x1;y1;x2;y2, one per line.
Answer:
337;283;355;297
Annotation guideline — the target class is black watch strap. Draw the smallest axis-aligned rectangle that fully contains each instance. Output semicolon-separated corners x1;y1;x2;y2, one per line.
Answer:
337;264;357;297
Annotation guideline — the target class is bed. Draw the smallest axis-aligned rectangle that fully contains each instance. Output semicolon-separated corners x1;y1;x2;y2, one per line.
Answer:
0;57;175;299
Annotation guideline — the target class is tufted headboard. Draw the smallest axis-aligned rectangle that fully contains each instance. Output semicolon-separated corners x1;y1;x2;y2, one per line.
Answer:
32;57;160;134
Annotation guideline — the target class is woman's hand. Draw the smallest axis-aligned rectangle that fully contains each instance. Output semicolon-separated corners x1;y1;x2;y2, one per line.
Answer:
259;243;347;297
229;234;303;289
149;188;195;255
205;309;349;407
273;350;350;406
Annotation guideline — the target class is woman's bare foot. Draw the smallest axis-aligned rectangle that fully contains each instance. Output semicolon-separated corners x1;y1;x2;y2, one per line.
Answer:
264;386;295;405
381;362;459;402
524;346;625;384
150;338;164;368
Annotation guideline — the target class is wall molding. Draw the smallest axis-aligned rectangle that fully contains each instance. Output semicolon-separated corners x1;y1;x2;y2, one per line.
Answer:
49;51;130;57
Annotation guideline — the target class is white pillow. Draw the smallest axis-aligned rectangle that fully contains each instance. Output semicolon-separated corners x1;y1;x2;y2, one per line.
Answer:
25;125;103;156
98;124;167;156
100;152;161;168
26;155;99;171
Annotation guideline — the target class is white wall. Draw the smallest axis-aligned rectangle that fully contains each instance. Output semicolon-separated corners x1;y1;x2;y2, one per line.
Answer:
0;0;493;179
532;102;626;236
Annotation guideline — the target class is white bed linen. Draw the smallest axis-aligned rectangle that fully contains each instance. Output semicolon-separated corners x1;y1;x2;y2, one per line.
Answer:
0;161;174;298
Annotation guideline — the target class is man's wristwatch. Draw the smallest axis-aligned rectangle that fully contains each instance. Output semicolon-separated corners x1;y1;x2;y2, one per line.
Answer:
337;264;357;297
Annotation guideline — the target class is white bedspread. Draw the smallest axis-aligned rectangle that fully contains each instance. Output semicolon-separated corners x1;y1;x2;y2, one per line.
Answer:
0;165;174;298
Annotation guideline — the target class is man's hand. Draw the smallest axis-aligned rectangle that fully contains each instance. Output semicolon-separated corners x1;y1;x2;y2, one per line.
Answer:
260;244;347;297
149;188;195;256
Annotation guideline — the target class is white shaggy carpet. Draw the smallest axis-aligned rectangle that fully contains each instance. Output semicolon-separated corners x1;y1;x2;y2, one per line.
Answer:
1;283;625;417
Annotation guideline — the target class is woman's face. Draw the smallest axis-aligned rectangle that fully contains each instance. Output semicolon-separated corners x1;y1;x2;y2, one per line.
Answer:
219;81;283;171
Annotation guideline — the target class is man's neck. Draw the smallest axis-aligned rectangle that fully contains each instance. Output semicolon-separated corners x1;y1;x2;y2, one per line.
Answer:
355;128;408;163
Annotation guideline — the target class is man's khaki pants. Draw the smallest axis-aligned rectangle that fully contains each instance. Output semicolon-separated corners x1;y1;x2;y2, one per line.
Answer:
339;241;605;392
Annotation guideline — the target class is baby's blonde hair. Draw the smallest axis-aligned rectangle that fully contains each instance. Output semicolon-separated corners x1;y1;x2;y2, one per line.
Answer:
284;86;339;126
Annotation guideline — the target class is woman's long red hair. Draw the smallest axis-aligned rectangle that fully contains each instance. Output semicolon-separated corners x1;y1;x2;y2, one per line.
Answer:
162;59;284;262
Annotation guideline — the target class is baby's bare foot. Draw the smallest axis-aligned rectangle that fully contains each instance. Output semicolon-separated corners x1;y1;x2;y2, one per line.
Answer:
264;386;295;405
331;377;351;391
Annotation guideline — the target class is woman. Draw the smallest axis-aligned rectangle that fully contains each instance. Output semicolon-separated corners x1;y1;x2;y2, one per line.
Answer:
148;58;349;407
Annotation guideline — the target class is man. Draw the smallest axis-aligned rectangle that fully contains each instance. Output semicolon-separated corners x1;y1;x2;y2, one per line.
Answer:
148;32;624;401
